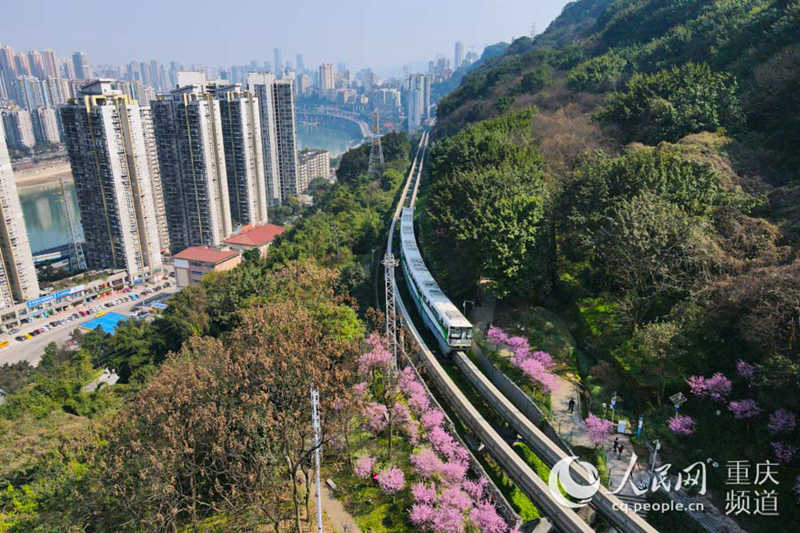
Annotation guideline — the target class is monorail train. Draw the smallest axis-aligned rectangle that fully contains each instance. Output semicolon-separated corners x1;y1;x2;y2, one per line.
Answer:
399;207;473;353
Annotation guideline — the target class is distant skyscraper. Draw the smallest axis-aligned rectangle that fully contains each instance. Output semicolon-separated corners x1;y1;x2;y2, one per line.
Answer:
14;75;46;110
27;50;45;79
272;80;300;199
214;84;268;226
40;50;58;78
150;80;232;253
60;80;163;279
2;109;36;149
247;72;281;205
455;41;465;69
407;74;427;133
0;46;15;76
14;54;31;76
43;76;71;106
273;48;282;76
32;107;60;144
0;119;39;308
296;54;304;73
319;63;335;93
71;52;89;79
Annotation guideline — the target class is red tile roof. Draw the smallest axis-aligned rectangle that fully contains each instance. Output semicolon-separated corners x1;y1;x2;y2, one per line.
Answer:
223;224;285;246
173;246;240;265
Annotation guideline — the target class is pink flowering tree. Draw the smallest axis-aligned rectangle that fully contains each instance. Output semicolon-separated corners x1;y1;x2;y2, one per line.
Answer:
489;326;558;394
584;414;614;447
377;467;405;494
354;456;375;478
728;399;761;419
771;442;797;464
668;414;696;436
736;360;755;380
470;499;508;533
687;373;732;402
767;409;797;434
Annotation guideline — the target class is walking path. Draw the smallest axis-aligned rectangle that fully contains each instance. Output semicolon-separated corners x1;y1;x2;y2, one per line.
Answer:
311;482;361;533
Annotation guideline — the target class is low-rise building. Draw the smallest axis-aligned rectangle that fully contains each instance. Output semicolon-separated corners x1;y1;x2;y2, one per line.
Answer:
223;223;284;259
172;246;241;288
297;148;330;189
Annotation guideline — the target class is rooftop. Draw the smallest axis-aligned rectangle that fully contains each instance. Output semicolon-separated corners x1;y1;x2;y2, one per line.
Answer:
173;246;240;264
223;224;285;247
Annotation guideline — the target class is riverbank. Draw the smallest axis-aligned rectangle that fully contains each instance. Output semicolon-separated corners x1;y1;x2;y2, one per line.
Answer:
14;160;72;189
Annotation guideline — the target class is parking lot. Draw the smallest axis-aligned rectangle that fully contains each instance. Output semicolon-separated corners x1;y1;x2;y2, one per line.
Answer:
0;281;178;366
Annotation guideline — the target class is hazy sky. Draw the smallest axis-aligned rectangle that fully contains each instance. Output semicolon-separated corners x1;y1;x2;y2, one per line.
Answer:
1;0;570;73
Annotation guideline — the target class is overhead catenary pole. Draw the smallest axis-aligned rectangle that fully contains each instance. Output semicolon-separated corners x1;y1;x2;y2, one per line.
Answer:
311;388;323;533
382;253;400;368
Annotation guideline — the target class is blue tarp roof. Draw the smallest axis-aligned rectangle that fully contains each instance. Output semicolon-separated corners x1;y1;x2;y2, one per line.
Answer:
81;312;127;334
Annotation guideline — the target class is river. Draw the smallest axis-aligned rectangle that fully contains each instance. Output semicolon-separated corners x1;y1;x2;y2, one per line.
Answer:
16;124;358;254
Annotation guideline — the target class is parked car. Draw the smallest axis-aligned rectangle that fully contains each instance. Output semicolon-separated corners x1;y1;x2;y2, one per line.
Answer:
14;336;25;342
9;327;19;334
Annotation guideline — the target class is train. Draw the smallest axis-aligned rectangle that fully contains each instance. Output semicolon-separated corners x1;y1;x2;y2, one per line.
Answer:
399;207;473;354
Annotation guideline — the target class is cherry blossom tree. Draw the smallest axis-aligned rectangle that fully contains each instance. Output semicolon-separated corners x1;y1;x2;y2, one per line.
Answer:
728;399;761;419
767;409;796;434
354;456;375;479
584;414;614;447
364;402;388;433
736;360;755;380
687;373;732;402
770;442;797;464
668;414;696;436
377;467;405;493
470;499;508;533
412;482;437;504
412;449;443;478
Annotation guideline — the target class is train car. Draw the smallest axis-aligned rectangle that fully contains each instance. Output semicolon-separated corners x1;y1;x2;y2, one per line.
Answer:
399;207;473;353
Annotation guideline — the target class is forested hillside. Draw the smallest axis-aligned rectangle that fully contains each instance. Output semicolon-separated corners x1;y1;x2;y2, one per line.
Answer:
425;1;800;530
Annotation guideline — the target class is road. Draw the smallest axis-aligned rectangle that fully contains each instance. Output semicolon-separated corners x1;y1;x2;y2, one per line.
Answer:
0;283;178;366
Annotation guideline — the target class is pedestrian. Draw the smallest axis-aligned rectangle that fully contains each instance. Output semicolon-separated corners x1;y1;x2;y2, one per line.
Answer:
613;437;619;453
568;397;576;413
617;443;624;459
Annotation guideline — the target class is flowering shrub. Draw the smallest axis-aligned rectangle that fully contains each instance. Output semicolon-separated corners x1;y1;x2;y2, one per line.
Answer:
377;467;405;493
470;499;508;533
354;456;375;478
771;442;797;464
412;449;443;478
422;409;445;430
728;399;761;419
584;413;614;446
462;477;488;501
489;327;557;393
668;415;696;436
439;461;468;484
364;402;388;433
687;373;732;402
412;482;437;504
736;360;755;380
358;332;393;376
439;487;472;510
767;409;797;434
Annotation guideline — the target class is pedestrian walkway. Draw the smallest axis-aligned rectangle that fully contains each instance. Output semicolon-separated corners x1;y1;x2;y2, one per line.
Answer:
315;483;362;533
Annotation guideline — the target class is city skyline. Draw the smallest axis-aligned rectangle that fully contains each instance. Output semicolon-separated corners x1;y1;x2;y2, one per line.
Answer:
0;0;571;74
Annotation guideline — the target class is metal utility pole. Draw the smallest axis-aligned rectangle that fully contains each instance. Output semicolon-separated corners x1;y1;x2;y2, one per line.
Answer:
367;110;384;178
60;177;86;272
311;388;323;533
382;253;400;367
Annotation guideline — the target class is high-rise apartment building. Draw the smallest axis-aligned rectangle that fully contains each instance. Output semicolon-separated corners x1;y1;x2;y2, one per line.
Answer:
0;119;39;308
454;41;465;69
14;75;46;110
214;84;267;227
247;72;281;205
272;80;300;199
27;50;45;79
150;81;232;254
71;52;89;79
14;54;31;77
43;77;71;106
139;105;170;252
296;54;304;73
2;109;36;149
319;63;335;93
406;74;428;132
59;80;163;279
297;149;330;188
32;107;60;145
40;50;58;78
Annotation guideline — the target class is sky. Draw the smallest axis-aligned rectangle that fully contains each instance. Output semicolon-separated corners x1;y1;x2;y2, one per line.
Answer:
1;0;571;75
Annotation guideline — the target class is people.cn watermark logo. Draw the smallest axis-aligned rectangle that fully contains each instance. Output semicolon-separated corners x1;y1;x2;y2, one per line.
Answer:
548;455;601;508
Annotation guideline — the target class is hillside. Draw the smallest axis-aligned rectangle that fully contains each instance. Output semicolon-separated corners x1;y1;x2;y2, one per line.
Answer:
425;1;800;530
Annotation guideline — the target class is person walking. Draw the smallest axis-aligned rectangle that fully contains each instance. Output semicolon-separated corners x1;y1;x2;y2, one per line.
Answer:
613;437;619;453
617;443;625;459
568;397;576;413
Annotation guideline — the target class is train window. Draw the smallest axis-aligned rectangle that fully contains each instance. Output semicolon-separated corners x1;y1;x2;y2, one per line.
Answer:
450;329;462;339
